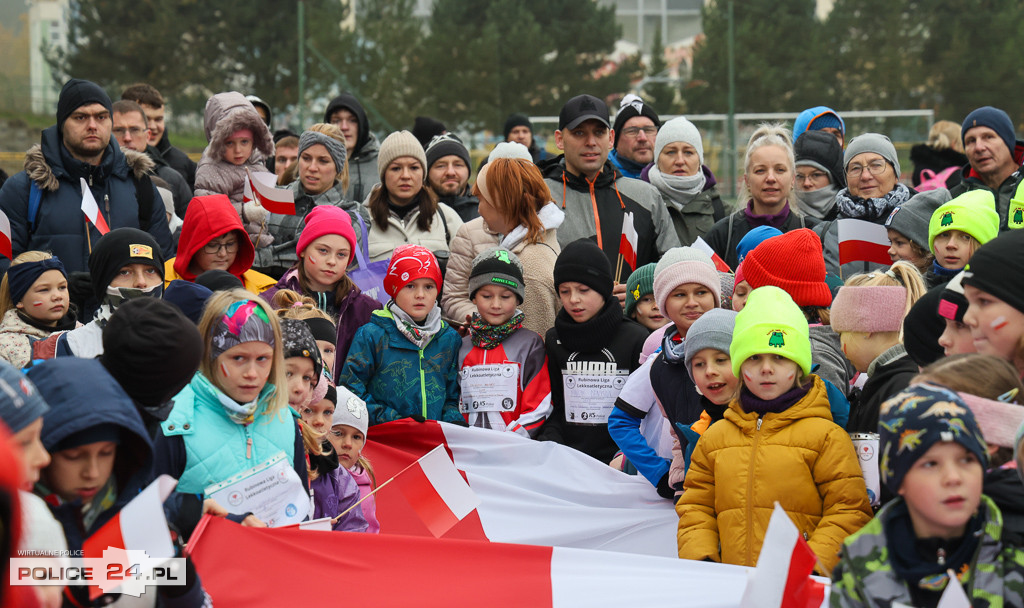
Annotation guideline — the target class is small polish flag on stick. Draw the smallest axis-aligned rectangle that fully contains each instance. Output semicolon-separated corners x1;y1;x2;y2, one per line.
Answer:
246;168;296;215
693;236;733;273
837;218;892;268
616;211;638;281
739;503;826;608
80;177;110;235
0;209;12;260
393;444;481;538
82;475;178;599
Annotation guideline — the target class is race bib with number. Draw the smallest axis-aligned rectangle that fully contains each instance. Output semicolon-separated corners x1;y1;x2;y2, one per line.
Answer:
459;363;520;413
562;370;628;425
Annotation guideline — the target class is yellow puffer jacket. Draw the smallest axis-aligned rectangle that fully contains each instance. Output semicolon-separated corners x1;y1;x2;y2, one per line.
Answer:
676;375;871;574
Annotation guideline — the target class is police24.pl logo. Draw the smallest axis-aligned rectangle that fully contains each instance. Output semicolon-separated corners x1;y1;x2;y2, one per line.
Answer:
11;548;185;597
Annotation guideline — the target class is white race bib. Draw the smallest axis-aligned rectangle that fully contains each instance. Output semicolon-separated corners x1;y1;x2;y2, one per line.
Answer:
205;452;310;528
459;364;519;413
563;371;628;425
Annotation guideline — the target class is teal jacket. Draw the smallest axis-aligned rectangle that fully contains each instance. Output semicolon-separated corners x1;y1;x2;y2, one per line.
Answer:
831;495;1024;608
338;308;462;425
161;372;297;494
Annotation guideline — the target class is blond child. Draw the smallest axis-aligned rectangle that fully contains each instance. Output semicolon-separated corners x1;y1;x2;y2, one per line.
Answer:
926;190;999;287
0;252;76;368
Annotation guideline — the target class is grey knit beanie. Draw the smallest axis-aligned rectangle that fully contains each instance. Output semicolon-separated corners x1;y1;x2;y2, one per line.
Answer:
469;247;525;304
684;308;738;382
654;117;704;167
844;133;900;177
884;188;951;251
377;130;428;181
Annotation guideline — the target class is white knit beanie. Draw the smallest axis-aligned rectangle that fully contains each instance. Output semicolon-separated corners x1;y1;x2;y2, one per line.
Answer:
653;247;721;314
377;130;428;181
654;117;704;167
332;384;369;436
488;141;533;163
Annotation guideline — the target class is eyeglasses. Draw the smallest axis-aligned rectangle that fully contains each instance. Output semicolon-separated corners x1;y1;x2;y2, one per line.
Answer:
796;171;829;182
846;159;889;178
203;240;238;254
112;127;148;138
619;126;658;138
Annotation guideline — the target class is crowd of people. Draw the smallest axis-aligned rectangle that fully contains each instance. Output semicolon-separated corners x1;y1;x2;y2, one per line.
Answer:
2;76;1024;608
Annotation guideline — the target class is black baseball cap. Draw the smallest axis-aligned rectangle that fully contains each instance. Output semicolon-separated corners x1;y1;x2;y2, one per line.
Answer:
558;94;610;131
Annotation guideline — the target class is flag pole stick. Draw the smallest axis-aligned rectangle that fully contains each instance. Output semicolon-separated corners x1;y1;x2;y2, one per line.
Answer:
615;253;623;283
329;443;449;523
85;218;92;254
254;218;267;248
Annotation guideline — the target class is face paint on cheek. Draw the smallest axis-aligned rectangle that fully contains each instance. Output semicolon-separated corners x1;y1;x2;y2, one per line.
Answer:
220;362;229;378
743;370;754;382
32;301;42;306
991;316;1009;331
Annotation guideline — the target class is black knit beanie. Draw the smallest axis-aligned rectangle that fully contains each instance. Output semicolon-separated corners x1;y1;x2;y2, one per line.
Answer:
553;239;613;300
425;133;471;172
794;130;847;189
902;284;945;367
88;228;165;301
962;229;1024;314
412;116;446;147
57;78;113;135
100;298;203;408
612;97;660;148
503;114;533;141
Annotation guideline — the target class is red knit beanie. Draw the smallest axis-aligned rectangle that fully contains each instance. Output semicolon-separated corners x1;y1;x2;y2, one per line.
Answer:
742;228;832;307
296;206;357;259
384;244;442;297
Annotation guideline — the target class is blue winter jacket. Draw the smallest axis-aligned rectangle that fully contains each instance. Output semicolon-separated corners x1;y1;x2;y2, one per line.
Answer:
0;125;174;273
338;308;463;425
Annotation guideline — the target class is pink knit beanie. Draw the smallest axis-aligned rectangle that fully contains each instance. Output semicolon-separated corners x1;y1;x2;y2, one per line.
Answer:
652;247;721;314
296;205;357;259
830;285;907;333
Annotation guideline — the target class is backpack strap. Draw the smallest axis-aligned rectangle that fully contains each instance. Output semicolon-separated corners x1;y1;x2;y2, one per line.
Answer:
437;206;450;244
723;210;737;261
27;181;42;235
711;194;726;222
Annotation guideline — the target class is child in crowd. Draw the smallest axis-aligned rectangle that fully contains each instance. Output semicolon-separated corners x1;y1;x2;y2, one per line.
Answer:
915;353;1024;544
280;318;324;413
272;289;339;379
731;262;751;312
338;244;463;425
609;247;722;495
263;205;381;378
677;286;871;573
538;239;648;464
832;384;1024;608
832;261;926;433
328;385;379;533
163;193;276;293
194;91;275;247
961;230;1024;377
926;190;999;287
0;252;75;367
936;272;975;356
882;189;948;278
623;263;668;332
458;248;552;436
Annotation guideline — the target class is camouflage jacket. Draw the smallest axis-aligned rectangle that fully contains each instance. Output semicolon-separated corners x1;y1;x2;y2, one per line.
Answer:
831;495;1024;608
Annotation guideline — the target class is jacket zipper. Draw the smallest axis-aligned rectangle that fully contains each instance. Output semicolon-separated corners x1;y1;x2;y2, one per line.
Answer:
747;416;763;563
246;426;253;459
419;348;427;419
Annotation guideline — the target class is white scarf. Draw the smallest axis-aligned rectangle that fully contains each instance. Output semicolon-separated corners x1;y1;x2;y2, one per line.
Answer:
499;202;564;251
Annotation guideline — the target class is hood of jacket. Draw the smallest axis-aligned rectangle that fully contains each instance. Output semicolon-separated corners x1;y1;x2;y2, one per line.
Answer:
323;93;371;155
173;194;256;280
202;92;274;164
26;125;155;193
724;375;832;431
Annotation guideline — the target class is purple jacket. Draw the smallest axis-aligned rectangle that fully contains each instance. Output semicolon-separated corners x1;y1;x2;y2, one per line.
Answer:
310;453;369;532
262;268;382;378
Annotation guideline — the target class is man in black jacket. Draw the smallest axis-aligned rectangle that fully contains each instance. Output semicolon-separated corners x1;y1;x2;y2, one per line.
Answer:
121;83;197;190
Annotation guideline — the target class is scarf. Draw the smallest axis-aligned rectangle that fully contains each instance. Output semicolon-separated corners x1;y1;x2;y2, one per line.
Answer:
17;308;77;332
743;200;792;229
554;297;625;353
887;499;982;594
794;184;839;220
660;326;687;364
216;387;261;425
387;300;443;349
648;166;707;207
931;259;963;278
499;202;565;251
610;149;645;177
834;182;912;222
97;283;163;328
739;383;811;415
470;310;525;349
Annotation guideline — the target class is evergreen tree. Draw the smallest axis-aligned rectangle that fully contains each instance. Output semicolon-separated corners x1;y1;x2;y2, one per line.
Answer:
643;27;676;114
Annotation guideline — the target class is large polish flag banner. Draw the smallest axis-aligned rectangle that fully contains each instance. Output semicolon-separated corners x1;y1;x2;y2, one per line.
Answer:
837;218;892;266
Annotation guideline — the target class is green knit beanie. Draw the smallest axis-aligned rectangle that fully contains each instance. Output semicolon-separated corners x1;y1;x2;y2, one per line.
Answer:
730;285;811;377
623;263;657;318
928;190;1000;253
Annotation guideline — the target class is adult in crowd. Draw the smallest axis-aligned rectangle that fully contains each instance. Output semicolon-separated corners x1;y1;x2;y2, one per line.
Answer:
792;130;846;221
324;93;381;202
644;116;726;246
442;157;563;336
412;116;446;147
704;123;816;270
254;123;367;277
246;94;272;129
164;194;276;293
0;79;173;274
608;94;660;180
910;120;968;190
792;105;845;147
121;82;197;189
111;99;193;218
815;134;915;278
540;94;679;297
364;130;463;263
273;134;299;184
501;113;547;164
949;106;1024;230
425;133;478;221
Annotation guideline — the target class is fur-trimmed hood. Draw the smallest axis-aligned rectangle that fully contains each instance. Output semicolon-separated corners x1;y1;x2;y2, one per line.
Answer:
201;91;274;165
23;126;156;193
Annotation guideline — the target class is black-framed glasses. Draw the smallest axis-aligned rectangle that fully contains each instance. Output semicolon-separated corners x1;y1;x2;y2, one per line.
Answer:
796;171;829;182
203;240;239;254
846;159;888;178
619;126;658;137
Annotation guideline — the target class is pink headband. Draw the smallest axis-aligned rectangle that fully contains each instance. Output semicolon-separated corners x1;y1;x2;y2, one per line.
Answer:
230;129;254;141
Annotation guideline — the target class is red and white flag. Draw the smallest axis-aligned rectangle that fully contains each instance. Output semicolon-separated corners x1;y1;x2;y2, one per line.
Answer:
618;211;638;271
693;236;733;273
739;503;827;608
0;208;12;260
837;218;892;267
245;168;296;215
82;475;177;599
392;444;480;538
79;177;110;235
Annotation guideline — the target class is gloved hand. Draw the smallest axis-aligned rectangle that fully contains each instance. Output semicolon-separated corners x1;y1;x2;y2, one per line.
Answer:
410;414;426;423
656;472;675;499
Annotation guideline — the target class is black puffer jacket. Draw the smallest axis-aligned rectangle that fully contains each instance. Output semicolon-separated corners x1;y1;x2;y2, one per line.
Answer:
909;144;967;189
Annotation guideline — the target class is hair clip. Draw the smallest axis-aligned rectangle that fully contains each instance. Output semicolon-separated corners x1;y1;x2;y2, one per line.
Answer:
997;388;1019;403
